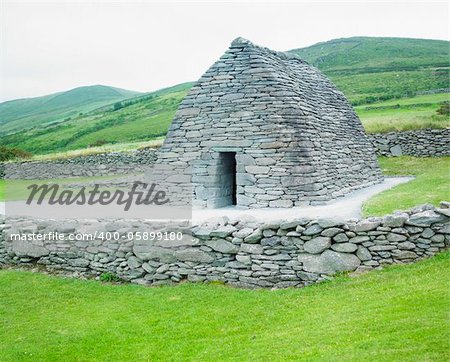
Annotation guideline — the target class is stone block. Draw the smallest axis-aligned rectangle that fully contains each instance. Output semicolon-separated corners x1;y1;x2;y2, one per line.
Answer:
240;243;263;254
132;245;176;263
175;249;215;263
303;237;331;254
269;200;293;208
236;173;256;186
356;246;372;261
244;229;263;243
298;250;360;274
206;239;239;254
406;211;447;227
354;219;381;232
245;165;270;174
390;145;402;156
12;240;49;258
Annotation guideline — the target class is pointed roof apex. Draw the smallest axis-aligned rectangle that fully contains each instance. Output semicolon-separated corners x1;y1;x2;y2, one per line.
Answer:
230;37;307;63
231;37;254;46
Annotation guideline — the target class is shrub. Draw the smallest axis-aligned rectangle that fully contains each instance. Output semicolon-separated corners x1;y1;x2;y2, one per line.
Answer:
113;102;123;111
88;139;109;148
100;272;121;282
0;146;32;162
436;101;450;116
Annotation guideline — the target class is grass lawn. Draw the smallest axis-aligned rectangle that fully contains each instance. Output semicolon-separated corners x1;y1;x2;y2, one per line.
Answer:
0;179;4;201
0;175;126;202
0;252;449;361
363;156;450;216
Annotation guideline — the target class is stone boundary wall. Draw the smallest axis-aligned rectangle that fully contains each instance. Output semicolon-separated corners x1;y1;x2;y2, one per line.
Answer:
1;204;448;289
1;128;448;180
0;148;158;179
415;88;450;96
367;128;450;157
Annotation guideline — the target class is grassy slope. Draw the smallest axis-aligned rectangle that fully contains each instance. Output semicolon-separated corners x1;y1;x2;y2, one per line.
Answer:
0;252;448;361
362;157;450;216
289;37;449;71
0;83;191;154
0;85;141;134
1;37;449;155
289;36;450;105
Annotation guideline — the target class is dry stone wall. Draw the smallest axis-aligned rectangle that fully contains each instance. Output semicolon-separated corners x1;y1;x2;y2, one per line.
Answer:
1;204;448;289
2;128;447;181
367;128;450;157
0;148;158;179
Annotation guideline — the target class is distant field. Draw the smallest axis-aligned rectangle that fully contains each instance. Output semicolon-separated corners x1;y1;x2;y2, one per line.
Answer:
356;93;449;133
332;69;449;106
357;92;449;107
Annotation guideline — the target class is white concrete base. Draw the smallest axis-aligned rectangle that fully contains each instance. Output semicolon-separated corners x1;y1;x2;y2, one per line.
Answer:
192;177;414;224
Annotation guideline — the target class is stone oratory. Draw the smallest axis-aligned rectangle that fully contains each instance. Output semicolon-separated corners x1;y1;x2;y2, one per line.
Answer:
156;38;382;208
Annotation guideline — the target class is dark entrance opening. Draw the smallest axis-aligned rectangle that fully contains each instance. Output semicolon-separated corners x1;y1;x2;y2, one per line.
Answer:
219;152;237;206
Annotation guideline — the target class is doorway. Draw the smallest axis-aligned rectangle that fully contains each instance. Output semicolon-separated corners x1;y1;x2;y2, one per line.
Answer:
219;152;237;206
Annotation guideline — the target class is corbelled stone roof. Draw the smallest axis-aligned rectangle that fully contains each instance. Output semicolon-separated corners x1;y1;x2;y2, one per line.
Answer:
157;38;383;208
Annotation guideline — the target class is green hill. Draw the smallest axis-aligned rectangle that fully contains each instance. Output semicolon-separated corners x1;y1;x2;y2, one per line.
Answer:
1;37;448;155
0;83;192;154
289;36;449;105
290;36;449;71
0;85;141;134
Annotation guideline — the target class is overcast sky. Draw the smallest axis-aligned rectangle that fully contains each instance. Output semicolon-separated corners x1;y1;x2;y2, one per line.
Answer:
1;1;448;102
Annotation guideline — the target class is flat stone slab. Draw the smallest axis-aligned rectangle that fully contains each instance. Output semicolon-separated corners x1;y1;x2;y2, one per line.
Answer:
192;177;413;223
